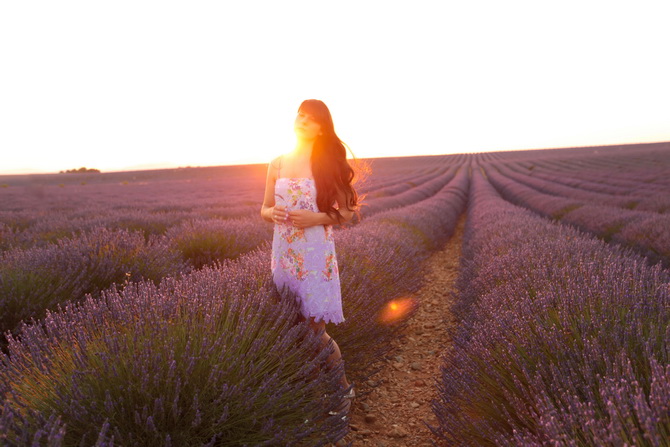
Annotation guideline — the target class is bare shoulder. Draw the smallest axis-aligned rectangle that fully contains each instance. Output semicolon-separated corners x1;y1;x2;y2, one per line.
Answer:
269;156;282;169
266;155;283;182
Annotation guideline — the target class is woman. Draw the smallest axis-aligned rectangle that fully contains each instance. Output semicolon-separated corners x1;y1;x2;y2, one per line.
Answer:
260;99;360;415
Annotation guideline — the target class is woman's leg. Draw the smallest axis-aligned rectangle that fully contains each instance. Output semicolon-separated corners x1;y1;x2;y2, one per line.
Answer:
308;317;350;390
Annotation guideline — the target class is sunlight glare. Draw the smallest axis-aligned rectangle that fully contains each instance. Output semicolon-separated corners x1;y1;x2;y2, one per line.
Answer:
379;297;416;325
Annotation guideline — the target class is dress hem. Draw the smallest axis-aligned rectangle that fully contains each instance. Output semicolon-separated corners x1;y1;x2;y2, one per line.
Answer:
302;311;345;325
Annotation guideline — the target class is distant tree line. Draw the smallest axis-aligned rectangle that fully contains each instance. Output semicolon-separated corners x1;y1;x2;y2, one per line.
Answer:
59;167;101;174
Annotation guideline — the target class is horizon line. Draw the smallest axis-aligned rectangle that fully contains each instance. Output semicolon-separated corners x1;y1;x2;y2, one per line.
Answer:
2;140;668;177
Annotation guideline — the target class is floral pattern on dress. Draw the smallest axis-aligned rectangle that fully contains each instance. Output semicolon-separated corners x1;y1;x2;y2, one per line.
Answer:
278;224;306;244
286;179;319;212
280;247;307;281
322;251;338;281
324;224;334;242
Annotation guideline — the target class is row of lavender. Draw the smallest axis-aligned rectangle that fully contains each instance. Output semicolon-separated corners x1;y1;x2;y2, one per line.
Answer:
0;164;469;445
480;142;670;268
0;157;456;256
0;156;459;338
432;168;669;445
480;142;670;201
485;166;670;268
473;141;670;190
0;155;461;251
491;160;670;213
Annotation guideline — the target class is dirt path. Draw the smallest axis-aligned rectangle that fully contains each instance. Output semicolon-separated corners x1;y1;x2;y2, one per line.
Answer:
339;214;465;446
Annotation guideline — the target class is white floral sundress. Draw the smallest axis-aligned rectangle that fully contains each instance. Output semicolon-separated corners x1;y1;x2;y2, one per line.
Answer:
271;171;344;324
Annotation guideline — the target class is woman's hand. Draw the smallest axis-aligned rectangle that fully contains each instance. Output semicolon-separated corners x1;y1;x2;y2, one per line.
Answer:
272;205;289;224
287;209;321;228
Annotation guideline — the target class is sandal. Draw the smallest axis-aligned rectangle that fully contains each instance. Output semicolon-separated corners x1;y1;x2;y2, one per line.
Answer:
328;384;355;417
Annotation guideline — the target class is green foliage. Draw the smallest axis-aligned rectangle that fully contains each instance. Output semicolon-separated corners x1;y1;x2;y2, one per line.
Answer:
59;167;101;174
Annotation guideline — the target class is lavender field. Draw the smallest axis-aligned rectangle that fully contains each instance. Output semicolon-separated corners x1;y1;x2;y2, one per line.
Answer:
0;142;668;445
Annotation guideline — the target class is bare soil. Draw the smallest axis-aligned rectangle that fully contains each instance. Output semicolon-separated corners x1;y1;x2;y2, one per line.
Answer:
336;214;465;446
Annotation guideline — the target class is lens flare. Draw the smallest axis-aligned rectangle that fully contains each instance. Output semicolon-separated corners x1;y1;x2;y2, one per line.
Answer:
378;297;415;325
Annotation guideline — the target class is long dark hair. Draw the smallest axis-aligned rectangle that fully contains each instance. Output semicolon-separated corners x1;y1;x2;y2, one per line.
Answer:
298;99;364;224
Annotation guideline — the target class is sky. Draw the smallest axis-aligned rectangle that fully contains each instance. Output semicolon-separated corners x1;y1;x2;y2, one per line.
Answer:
1;0;669;174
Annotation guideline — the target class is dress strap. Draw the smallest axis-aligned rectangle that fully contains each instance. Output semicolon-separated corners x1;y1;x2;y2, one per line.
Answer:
277;155;282;179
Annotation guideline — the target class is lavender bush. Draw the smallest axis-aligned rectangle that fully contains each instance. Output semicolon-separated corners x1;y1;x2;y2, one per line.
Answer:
357;155;457;195
1;210;182;250
363;168;448;199
0;222;18;251
493;164;650;210
364;167;469;250
616;214;670;268
165;217;273;269
0;227;186;336
359;166;457;218
485;166;670;267
432;170;670;446
0;250;349;446
507;161;670;209
484;167;584;219
560;204;649;242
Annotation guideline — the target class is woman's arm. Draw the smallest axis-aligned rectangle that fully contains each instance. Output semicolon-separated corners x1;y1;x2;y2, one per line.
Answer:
288;189;355;228
260;158;286;223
